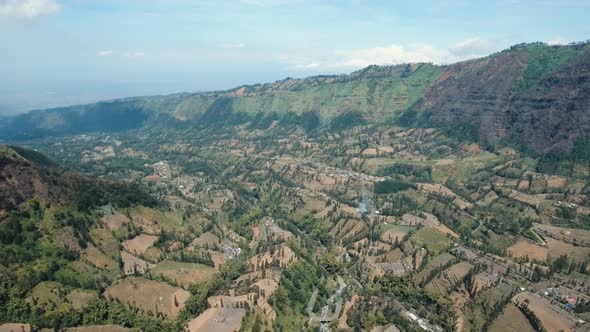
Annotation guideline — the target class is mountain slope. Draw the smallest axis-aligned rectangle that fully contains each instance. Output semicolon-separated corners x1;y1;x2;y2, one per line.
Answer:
0;145;68;212
0;63;442;138
405;42;590;155
1;42;589;157
0;146;172;330
0;145;158;216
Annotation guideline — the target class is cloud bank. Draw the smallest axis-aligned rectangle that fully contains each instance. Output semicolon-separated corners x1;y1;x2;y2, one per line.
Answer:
0;0;60;18
96;50;146;58
284;37;499;71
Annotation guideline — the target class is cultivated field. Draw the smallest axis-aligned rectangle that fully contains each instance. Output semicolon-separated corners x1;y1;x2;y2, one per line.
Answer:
401;213;459;239
151;260;216;288
101;211;129;231
104;277;191;318
67;289;98;310
513;292;579;332
27;281;67;310
191;231;221;248
0;324;32;332
60;326;131;332
122;234;158;255
409;227;453;253
338;295;360;330
533;223;590;246
129;207;184;235
121;250;153;275
414;253;456;284
248;244;297;271
186;308;246;332
83;244;119;271
89;228;120;259
507;190;546;207
416;183;473;209
489;303;535;332
426;262;473;296
508;238;548;261
379;224;413;244
508;237;590;263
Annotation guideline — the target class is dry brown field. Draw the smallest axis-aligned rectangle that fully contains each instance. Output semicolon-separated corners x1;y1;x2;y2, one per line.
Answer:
186;308;246;332
101;211;129;231
0;324;32;332
121;250;153;275
104;277;191;318
513;292;578;332
122;234;158;255
534;223;590;246
151;260;216;288
488;303;535;332
60;326;131;332
190;231;221;248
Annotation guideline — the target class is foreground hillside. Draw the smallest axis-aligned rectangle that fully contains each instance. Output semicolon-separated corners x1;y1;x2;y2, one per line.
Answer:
1;42;589;158
0;146;172;331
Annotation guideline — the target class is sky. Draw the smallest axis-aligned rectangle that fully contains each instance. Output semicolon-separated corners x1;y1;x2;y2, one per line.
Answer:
1;0;589;115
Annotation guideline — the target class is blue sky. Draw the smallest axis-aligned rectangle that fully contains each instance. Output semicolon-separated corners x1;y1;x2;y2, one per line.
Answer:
1;0;589;114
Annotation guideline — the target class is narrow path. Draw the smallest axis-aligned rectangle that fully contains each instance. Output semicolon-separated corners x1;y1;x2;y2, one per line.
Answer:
307;275;347;331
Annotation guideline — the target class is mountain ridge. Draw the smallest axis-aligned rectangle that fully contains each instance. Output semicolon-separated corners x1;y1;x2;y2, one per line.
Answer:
1;42;589;157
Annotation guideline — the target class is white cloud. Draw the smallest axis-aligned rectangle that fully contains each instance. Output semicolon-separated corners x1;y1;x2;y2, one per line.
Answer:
293;63;320;69
221;42;246;49
449;37;496;58
96;50;146;58
284;37;499;72
97;50;114;57
546;37;571;45
124;51;146;58
334;44;447;68
240;0;265;6
0;0;60;18
239;0;301;6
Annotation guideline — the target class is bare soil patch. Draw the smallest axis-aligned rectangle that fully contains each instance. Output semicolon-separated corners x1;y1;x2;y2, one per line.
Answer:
0;324;32;332
546;176;567;189
248;244;297;271
489;303;535;332
83;244;119;271
191;232;221;249
186;308;246;332
104;277;190;318
415;253;456;285
338;295;360;330
101;212;129;231
513;292;578;332
534;223;590;247
121;250;153;275
67;289;98;310
61;326;131;332
122;234;158;255
151;260;216;288
508;238;548;261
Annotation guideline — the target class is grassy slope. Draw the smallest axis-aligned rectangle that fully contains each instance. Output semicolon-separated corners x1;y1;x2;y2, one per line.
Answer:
514;44;585;93
229;63;442;120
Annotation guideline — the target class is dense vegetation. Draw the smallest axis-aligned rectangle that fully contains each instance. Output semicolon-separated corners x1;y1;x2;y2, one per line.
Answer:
74;180;160;211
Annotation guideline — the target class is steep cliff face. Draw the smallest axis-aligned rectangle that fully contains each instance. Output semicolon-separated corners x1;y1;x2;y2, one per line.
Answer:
416;43;590;155
509;48;590;154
